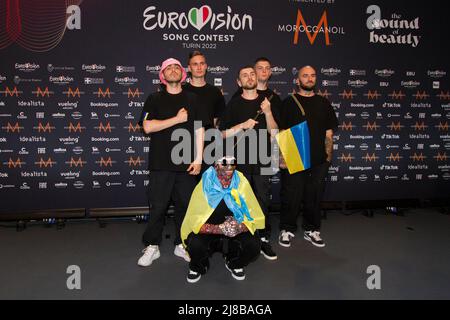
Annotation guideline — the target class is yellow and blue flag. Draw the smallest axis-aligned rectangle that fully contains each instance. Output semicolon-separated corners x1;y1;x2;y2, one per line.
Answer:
276;121;311;174
181;167;265;246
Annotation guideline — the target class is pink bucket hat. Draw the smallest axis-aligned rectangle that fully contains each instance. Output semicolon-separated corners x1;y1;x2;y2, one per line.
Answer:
159;58;187;85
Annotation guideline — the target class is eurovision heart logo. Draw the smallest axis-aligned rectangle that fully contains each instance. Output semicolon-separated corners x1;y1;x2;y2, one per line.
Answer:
188;5;212;31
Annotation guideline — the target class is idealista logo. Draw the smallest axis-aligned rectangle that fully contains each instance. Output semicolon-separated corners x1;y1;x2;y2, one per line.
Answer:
143;5;253;31
366;5;420;47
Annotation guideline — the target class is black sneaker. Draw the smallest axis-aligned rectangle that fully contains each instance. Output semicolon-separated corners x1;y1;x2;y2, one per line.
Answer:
260;238;277;260
186;269;201;283
225;262;246;281
304;231;325;248
278;230;295;247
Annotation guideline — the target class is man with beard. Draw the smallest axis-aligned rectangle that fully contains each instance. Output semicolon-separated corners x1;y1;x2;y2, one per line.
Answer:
231;57;283;109
277;65;338;249
219;66;279;261
183;51;226;170
137;58;206;267
181;157;265;283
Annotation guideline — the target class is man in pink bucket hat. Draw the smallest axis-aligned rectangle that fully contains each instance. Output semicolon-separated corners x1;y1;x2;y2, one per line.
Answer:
158;57;187;85
137;57;208;267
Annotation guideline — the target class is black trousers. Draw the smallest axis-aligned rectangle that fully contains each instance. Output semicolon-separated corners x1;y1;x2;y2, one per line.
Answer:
142;171;197;246
243;173;271;239
185;232;261;274
279;162;330;233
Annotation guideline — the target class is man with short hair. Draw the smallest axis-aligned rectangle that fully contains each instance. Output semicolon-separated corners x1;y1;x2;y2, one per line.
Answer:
278;65;338;248
183;51;226;169
219;66;279;261
137;58;207;267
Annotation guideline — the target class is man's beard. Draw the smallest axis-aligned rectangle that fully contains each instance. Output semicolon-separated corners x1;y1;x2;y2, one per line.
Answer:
300;83;315;92
242;82;257;90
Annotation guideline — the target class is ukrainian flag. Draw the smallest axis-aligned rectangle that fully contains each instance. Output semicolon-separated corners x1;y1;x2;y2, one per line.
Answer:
181;167;265;246
276;121;311;174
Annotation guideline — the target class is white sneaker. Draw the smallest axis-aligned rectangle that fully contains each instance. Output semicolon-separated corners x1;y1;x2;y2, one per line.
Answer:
174;244;190;262
278;230;295;247
137;245;160;267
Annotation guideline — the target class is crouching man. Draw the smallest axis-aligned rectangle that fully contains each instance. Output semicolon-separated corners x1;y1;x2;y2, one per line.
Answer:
180;157;265;283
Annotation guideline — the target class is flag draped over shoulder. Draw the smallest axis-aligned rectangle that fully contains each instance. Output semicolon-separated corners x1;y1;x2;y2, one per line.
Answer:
181;167;265;246
276;121;311;174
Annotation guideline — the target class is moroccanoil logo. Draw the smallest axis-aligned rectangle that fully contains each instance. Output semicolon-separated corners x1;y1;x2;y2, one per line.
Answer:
316;89;332;99
1;86;20;97
127;88;144;98
127;123;142;133
35;157;57;168
339;121;354;131
388;90;405;100
338;153;354;163
386;152;401;162
388;121;403;131
279;10;345;45
125;156;145;167
67;157;87;168
362;153;378;162
364;90;381;99
434;152;448;161
3;122;24;133
7;158;25;168
34;122;55;133
65;87;82;98
437;122;449;131
143;5;253;31
363;121;380;131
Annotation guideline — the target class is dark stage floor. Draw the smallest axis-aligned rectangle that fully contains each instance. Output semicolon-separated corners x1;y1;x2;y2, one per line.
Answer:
1;208;449;300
